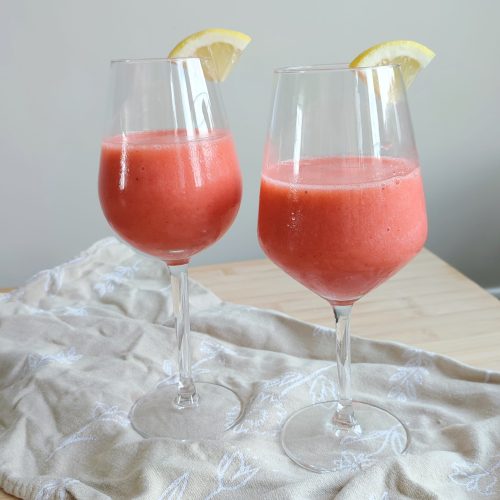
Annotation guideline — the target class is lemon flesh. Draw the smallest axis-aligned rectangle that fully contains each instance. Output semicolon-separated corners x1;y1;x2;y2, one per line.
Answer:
169;28;251;82
350;40;435;88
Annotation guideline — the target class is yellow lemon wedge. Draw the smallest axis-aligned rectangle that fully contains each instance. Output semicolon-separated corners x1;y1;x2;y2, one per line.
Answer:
168;28;251;82
350;40;435;88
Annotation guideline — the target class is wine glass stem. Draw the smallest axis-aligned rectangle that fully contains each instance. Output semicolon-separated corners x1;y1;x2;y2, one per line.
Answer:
169;263;199;409
332;304;358;429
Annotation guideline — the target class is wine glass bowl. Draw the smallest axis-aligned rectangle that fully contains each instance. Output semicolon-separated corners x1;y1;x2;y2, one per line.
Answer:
98;58;243;440
258;154;427;306
258;64;427;471
99;58;242;265
99;128;241;265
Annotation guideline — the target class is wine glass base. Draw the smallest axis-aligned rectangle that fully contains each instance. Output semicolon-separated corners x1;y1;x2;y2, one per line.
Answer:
281;400;409;473
130;382;242;440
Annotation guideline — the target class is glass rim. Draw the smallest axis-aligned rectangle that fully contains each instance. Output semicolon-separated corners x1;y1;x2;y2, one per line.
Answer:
274;63;401;74
110;56;209;65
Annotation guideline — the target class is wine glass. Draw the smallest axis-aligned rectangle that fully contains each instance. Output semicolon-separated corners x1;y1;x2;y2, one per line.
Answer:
99;58;243;440
258;64;428;471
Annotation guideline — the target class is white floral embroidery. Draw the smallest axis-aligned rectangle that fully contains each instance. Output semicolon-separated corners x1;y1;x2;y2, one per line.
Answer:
230;366;335;436
231;392;287;436
16;305;54;317
25;347;82;374
288;426;405;476
43;260;76;295
261;370;307;393
23;305;89;317
199;339;239;362
48;403;129;459
158;472;189;500
35;478;80;500
94;262;141;297
388;349;429;401
330;451;377;473
309;374;338;404
92;402;130;426
449;456;500;496
340;425;406;457
263;366;334;398
58;306;89;317
204;451;259;500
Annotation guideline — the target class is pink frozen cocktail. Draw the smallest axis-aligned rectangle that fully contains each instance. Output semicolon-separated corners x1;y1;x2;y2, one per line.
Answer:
99;130;242;265
258;156;427;305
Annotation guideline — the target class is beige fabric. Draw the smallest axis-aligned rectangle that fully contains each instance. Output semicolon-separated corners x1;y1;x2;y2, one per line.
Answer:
0;238;499;499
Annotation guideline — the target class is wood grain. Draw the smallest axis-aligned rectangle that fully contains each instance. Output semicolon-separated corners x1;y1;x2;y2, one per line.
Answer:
189;250;500;370
1;249;499;499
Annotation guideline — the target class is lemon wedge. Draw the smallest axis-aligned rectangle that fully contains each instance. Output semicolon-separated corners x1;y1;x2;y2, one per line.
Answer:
350;40;435;88
168;28;251;82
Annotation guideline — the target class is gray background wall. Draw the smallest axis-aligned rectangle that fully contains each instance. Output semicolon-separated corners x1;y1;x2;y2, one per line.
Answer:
1;0;499;291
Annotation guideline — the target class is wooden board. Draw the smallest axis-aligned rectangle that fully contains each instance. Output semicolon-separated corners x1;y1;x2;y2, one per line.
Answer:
189;250;500;370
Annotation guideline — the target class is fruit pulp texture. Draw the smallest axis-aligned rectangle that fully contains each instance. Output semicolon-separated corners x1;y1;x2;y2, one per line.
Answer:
258;156;427;304
99;130;242;264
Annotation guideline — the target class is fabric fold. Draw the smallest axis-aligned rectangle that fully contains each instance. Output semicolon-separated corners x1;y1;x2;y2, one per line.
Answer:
0;238;499;499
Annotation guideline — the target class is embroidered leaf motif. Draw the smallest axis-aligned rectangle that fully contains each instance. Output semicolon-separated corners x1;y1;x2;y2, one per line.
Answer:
158;472;189;500
388;349;429;402
331;451;376;473
262;365;334;397
309;374;337;404
340;425;406;456
57;306;89;317
228;366;335;436
35;478;80;500
48;403;129;459
46;265;66;295
199;340;238;362
19;304;88;317
449;456;500;496
261;371;305;392
231;392;287;436
92;402;130;426
26;347;82;374
94;262;141;297
205;451;259;499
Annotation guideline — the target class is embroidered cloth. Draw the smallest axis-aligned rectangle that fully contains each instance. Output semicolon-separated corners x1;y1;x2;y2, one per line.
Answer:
0;238;499;499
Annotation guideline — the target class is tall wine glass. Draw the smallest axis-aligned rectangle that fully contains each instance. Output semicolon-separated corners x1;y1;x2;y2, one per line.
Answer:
99;58;243;440
258;64;428;471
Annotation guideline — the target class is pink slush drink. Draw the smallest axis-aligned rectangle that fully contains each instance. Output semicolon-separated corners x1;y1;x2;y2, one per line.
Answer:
258;156;427;305
99;130;242;265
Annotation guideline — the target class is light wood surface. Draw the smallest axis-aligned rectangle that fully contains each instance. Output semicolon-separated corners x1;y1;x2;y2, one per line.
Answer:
1;249;499;499
191;249;500;370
